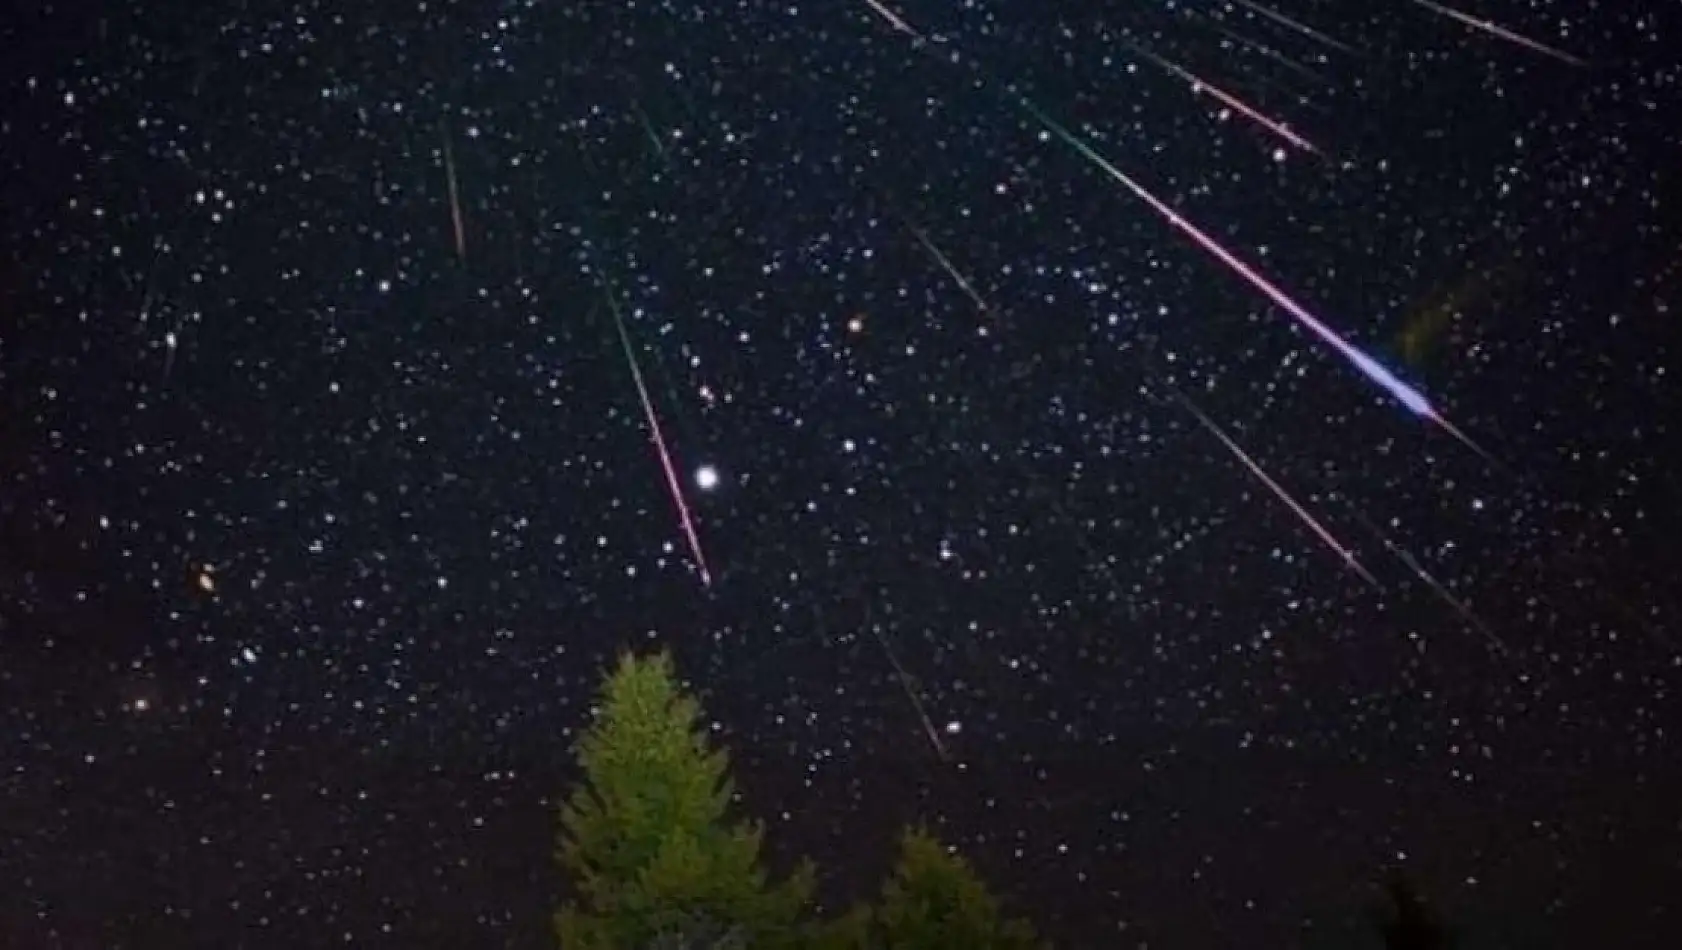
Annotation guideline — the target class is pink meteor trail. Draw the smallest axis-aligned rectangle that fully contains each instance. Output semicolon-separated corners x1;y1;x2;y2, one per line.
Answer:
1013;95;1494;461
1409;0;1585;66
1126;42;1320;155
440;123;467;261
1172;391;1379;588
603;291;713;587
860;0;922;39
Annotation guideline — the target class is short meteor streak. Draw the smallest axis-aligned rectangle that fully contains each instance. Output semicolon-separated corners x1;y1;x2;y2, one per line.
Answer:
629;100;670;168
1348;508;1511;657
1231;0;1355;55
440;123;467;261
1409;0;1584;66
1126;42;1320;155
1188;12;1332;85
1172;390;1378;587
860;0;922;39
602;290;713;586
905;222;992;315
1013;95;1495;461
870;623;950;761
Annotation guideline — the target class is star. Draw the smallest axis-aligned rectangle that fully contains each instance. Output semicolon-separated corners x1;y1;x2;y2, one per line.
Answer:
694;465;720;491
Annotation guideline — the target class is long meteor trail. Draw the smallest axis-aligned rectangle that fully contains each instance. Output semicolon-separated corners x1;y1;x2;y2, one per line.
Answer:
857;3;1494;462
1012;94;1495;462
602;290;714;587
1172;390;1378;587
1409;0;1585;66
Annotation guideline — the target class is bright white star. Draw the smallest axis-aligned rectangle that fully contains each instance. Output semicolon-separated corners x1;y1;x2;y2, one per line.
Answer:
695;465;720;491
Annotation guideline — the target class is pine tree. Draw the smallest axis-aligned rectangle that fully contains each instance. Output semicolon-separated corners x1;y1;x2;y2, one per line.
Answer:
857;828;1046;950
1373;872;1451;950
554;651;816;950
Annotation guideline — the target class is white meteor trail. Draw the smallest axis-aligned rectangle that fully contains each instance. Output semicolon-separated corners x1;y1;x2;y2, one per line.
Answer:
1232;0;1355;55
1347;508;1511;657
870;624;951;761
1172;389;1379;587
1410;0;1585;66
905;222;992;316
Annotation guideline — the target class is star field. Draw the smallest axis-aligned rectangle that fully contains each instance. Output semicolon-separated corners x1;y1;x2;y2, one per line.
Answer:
2;1;1680;947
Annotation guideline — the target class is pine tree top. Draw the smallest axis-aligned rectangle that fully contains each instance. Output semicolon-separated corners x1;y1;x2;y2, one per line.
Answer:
872;828;1046;950
555;651;814;950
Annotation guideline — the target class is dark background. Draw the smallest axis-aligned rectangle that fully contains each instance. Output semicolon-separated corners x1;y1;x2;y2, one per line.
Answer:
2;0;1679;947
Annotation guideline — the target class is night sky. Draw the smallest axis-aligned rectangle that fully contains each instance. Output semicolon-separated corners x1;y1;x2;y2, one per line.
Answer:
3;0;1680;947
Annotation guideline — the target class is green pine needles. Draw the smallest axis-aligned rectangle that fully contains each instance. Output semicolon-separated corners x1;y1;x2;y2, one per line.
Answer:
556;651;815;950
871;829;1043;950
554;651;1047;950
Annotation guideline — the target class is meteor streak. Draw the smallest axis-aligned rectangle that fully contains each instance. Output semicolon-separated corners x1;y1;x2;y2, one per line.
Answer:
602;289;714;586
1012;94;1494;461
1347;508;1511;657
855;5;1495;462
629;100;670;168
860;0;922;39
1409;0;1585;65
440;123;466;261
1125;42;1320;155
905;222;992;316
1231;0;1355;55
870;623;951;761
1170;389;1378;587
1188;12;1333;85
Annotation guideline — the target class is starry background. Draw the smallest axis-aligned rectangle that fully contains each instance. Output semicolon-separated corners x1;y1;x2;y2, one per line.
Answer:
3;0;1680;947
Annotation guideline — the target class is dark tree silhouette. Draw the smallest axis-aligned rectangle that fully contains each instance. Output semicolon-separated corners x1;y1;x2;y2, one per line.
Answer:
1374;871;1451;950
